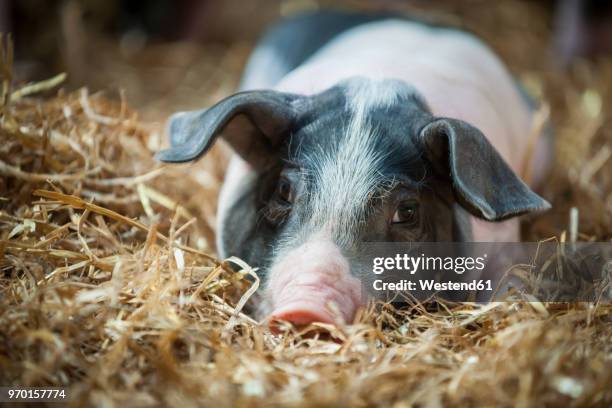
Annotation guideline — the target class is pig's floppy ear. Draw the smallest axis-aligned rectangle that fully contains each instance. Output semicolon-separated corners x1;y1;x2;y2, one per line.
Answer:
419;118;550;221
155;90;300;165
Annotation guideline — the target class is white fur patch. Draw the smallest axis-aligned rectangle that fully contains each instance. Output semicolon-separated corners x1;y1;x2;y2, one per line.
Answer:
306;79;398;247
344;77;402;111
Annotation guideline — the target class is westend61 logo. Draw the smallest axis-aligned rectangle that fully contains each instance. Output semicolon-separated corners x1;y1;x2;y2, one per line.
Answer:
369;252;494;295
363;242;612;302
372;253;488;275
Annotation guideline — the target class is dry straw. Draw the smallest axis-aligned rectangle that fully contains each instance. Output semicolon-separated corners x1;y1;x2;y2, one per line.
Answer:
1;16;612;408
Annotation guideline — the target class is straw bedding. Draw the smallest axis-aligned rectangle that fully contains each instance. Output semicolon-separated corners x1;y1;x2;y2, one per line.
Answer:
1;2;612;406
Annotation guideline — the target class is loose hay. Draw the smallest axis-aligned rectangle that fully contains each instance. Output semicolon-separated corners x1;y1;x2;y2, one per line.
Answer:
2;7;612;408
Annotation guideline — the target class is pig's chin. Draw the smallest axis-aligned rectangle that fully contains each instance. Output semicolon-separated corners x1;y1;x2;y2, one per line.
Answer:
263;240;364;328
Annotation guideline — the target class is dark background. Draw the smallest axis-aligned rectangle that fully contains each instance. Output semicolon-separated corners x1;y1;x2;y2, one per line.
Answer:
2;0;612;119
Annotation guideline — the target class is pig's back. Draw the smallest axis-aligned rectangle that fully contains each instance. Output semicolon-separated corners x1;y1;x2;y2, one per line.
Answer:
240;10;385;91
239;12;547;244
276;19;534;176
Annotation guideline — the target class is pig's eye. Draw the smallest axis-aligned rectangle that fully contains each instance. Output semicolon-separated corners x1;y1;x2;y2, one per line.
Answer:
276;176;294;204
392;201;420;226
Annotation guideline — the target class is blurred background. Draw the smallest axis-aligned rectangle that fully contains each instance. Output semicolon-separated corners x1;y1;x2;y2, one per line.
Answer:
1;0;611;120
1;0;611;238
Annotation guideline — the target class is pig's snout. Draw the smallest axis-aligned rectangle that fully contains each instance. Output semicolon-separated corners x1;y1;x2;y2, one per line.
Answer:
266;240;363;329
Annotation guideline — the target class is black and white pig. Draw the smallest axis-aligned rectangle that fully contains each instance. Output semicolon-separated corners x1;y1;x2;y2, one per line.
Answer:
156;10;551;326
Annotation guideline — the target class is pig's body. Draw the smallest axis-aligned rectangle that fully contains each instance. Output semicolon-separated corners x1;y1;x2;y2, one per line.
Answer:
159;11;551;327
223;14;547;251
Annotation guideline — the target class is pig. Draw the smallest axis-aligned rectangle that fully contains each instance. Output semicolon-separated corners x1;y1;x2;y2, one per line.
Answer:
156;10;551;327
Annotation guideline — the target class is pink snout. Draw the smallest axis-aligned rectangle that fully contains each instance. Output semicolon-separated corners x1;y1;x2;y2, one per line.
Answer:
266;240;364;329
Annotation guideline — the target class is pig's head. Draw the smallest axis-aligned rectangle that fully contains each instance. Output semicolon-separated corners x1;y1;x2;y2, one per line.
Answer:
156;78;550;326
